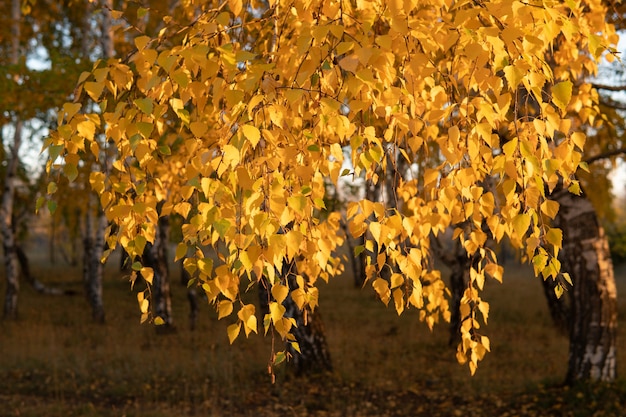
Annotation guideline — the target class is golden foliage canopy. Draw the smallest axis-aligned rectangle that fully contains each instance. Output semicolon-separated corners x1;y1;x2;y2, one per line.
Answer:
45;0;617;374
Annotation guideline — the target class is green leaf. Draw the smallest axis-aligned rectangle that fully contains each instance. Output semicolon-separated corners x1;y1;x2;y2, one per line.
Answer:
36;196;46;213
137;7;149;18
135;98;154;115
274;350;286;365
47;182;58;195
63;163;78;182
48;145;64;162
213;219;231;237
137;122;153;138
47;200;57;214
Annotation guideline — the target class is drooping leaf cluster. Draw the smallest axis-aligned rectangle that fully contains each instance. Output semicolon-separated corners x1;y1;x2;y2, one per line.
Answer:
45;0;617;374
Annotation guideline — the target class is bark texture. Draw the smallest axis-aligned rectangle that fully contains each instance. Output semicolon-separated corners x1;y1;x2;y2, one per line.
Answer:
553;189;618;383
16;244;74;295
540;269;571;335
2;0;22;319
83;197;107;323
434;238;472;347
259;259;332;375
180;260;198;331
143;216;174;330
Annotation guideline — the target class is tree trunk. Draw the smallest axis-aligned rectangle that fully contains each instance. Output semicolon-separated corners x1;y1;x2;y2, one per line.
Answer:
284;272;332;374
553;188;618;383
341;218;366;288
432;235;471;347
2;0;22;319
258;259;332;375
448;247;472;347
180;260;198;331
540;270;571;335
83;196;106;323
79;0;115;324
16;244;74;295
101;0;114;59
143;216;174;331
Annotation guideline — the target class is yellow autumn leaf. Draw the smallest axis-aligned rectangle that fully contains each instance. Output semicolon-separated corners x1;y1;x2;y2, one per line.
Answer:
227;323;241;344
140;267;154;285
545;227;563;250
241;124;261;148
218;300;233;319
552;80;573;112
271;284;289;304
84;81;104;101
238;304;257;336
540;200;560;219
269;301;286;325
512;213;531;239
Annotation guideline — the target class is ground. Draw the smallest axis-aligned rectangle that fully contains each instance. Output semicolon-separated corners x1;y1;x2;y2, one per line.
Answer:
0;244;625;416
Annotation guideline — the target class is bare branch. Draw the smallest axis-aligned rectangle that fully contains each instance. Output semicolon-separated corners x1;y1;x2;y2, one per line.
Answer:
600;97;626;110
600;97;626;111
584;148;626;164
592;83;626;92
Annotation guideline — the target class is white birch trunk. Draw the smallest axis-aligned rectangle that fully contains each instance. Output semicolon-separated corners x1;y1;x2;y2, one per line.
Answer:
2;0;22;319
553;189;618;382
81;0;113;323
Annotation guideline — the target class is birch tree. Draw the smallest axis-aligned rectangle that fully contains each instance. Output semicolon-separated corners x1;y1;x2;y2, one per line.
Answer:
45;0;617;376
1;0;24;319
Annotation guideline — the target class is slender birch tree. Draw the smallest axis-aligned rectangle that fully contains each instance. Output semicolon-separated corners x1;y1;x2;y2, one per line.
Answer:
1;0;23;319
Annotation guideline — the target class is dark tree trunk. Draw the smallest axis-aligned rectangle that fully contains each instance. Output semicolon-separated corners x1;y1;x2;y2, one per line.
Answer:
258;259;332;375
553;188;618;383
447;251;471;347
16;244;74;295
143;216;174;331
540;270;571;335
341;219;366;288
180;260;198;331
432;236;471;347
283;273;332;375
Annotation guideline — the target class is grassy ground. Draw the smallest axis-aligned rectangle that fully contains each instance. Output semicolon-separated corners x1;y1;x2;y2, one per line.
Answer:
1;243;626;416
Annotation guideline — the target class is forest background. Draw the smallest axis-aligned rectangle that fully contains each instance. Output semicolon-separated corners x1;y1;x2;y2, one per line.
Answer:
3;0;626;416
